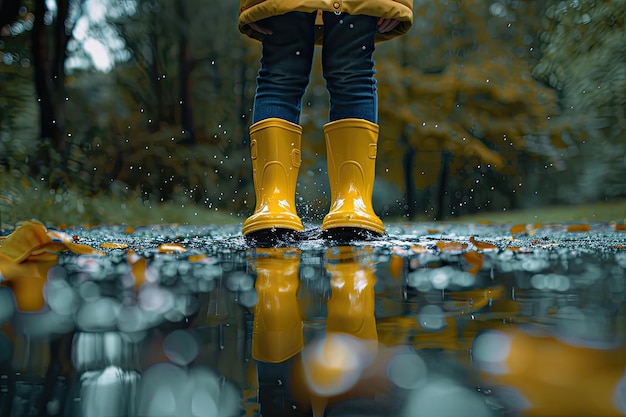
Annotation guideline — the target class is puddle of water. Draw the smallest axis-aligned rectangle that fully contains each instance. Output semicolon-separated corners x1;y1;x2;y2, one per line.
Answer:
1;222;625;416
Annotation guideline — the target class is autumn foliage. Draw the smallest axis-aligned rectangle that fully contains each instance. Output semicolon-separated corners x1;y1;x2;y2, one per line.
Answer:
1;0;624;223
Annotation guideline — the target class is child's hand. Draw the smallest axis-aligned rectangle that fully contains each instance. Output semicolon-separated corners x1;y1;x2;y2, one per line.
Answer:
378;18;400;33
250;22;273;35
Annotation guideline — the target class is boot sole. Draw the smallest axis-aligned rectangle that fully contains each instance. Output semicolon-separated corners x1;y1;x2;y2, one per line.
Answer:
244;228;302;247
321;214;385;235
321;227;385;244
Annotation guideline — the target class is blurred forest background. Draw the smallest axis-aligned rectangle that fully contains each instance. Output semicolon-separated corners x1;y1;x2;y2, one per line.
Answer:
0;0;624;227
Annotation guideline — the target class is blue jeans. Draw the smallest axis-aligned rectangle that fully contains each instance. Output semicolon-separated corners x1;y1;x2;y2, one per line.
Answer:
252;11;379;124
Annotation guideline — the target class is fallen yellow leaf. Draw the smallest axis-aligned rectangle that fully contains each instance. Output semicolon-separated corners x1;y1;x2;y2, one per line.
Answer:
409;245;431;254
158;243;186;253
469;236;497;250
510;224;526;235
566;224;590;232
26;252;60;263
48;230;104;256
436;241;469;253
100;242;129;249
0;220;51;262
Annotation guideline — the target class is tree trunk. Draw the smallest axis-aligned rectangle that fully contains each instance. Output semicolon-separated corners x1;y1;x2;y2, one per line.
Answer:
148;25;162;132
32;0;65;159
400;128;417;219
435;151;452;221
31;0;69;179
178;0;196;144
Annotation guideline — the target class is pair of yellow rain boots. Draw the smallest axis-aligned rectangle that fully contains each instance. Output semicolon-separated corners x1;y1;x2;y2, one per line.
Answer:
249;247;380;416
241;118;385;237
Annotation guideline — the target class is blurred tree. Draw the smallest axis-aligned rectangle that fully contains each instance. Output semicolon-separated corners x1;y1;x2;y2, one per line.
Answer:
81;0;258;212
372;0;566;219
30;0;83;183
0;0;38;175
2;0;624;223
532;0;626;203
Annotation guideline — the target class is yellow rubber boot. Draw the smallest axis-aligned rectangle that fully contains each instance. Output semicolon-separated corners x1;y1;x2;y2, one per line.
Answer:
242;118;304;236
321;119;384;234
250;248;304;363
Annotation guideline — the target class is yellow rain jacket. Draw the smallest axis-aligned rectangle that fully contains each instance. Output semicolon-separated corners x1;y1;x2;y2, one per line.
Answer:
239;0;413;43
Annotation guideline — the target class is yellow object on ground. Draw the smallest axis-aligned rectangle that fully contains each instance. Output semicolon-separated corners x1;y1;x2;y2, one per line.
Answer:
0;220;101;311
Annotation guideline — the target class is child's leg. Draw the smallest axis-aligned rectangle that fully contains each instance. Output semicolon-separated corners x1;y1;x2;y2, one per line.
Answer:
244;12;316;238
319;13;384;236
253;12;317;124
321;13;379;123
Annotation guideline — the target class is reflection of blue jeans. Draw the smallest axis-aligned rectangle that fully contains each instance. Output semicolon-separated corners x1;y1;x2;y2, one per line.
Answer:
252;12;378;124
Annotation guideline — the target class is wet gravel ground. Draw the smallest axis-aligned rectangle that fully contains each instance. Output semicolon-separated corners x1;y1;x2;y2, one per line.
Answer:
1;221;625;417
50;221;626;249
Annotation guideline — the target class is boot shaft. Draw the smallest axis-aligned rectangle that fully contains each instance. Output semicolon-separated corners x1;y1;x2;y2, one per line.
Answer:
250;119;302;202
322;118;384;234
325;246;378;342
243;118;304;235
249;248;304;363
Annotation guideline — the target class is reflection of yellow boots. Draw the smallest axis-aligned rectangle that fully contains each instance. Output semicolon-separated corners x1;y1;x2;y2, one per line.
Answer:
250;248;304;363
321;119;384;235
326;246;378;342
300;247;379;405
242;118;304;236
